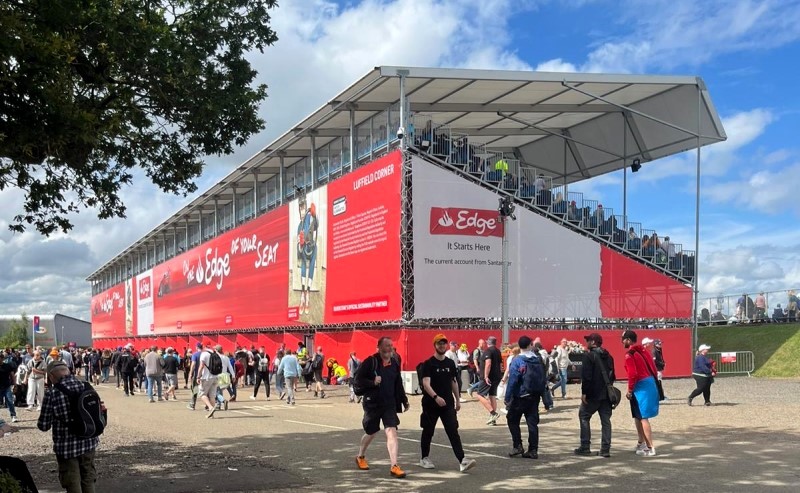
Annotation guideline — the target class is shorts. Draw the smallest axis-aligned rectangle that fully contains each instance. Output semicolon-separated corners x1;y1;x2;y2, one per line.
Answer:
629;393;642;420
313;369;324;383
198;378;219;399
476;379;500;398
165;374;178;387
362;405;400;435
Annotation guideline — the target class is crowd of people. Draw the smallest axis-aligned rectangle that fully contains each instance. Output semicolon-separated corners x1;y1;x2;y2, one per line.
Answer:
700;289;800;325
0;331;719;487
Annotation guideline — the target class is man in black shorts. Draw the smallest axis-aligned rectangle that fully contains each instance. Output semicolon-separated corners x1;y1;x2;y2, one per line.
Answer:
353;337;410;479
475;336;502;425
418;334;477;473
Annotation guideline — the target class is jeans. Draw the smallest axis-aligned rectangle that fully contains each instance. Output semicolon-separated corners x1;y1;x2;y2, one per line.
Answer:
146;376;163;400
2;386;16;417
541;386;554;409
101;367;110;382
285;377;298;402
275;373;285;396
579;398;612;452
688;375;712;403
253;371;271;398
552;368;568;397
57;450;97;493
420;403;465;462
506;395;540;451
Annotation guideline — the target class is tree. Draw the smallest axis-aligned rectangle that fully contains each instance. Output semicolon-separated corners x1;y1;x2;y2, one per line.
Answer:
0;0;278;235
0;313;30;348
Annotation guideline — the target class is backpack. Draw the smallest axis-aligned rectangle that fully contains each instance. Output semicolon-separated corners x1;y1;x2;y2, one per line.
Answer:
311;354;323;371
207;351;223;376
415;361;425;388
353;356;377;397
517;354;548;398
257;355;269;373
54;381;106;439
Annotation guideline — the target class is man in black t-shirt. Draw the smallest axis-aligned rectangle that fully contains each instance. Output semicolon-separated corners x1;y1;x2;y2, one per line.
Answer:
476;336;503;425
419;334;477;473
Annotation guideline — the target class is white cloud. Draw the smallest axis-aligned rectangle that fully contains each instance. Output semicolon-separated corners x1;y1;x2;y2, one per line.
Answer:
0;0;538;319
537;0;800;74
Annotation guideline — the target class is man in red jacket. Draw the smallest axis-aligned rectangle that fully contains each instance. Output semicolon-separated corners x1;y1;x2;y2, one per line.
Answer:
621;330;660;457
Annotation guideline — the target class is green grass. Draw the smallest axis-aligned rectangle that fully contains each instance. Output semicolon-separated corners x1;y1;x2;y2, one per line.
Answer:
698;323;800;377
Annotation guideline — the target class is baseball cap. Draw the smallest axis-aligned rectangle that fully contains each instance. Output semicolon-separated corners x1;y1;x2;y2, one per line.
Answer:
47;360;68;374
698;344;711;351
641;337;654;345
433;333;448;345
584;333;603;345
517;335;532;349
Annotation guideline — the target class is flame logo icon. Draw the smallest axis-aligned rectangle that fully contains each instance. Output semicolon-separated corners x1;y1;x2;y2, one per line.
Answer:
438;210;454;227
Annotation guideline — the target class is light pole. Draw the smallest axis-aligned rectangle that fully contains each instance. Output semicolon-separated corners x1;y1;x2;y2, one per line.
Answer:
498;196;516;347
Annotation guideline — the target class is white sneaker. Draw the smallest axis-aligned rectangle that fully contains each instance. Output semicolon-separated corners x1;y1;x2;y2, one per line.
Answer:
250;396;256;400
645;448;657;456
459;458;476;473
500;408;508;415
11;416;18;423
634;442;647;452
635;447;650;456
459;398;468;403
418;457;435;469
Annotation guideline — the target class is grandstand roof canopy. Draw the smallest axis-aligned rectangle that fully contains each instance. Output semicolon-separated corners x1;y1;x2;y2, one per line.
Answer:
88;66;726;280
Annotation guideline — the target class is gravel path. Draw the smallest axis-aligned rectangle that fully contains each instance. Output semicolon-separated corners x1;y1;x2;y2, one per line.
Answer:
4;376;800;492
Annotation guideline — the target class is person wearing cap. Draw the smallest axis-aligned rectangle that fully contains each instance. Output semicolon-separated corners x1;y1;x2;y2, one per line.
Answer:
475;336;503;426
37;359;100;492
688;345;714;406
418;334;477;473
353;336;410;479
574;333;615;458
503;335;542;459
621;329;660;457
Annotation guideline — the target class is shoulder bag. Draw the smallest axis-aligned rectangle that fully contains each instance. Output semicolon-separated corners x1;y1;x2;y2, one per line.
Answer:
593;352;621;409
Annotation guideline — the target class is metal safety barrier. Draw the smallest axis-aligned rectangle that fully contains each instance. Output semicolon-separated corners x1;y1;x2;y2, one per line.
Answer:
707;351;755;377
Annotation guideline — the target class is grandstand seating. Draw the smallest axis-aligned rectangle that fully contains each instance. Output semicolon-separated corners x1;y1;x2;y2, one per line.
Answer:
407;115;696;284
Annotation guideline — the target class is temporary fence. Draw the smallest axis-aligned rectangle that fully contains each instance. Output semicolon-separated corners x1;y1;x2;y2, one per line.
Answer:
707;351;755;377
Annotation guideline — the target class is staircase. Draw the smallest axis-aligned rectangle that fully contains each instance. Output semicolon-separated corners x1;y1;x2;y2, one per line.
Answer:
407;119;695;285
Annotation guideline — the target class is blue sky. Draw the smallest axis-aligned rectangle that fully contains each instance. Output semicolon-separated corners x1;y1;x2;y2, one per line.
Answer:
2;0;800;319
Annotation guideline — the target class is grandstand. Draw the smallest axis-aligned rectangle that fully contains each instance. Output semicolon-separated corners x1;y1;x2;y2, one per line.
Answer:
85;67;726;378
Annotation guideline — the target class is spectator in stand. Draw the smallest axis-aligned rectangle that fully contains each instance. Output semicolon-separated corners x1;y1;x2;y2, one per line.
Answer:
552;192;566;215
772;303;785;322
534;173;547;193
688;344;714;406
787;290;798;322
661;236;675;258
568;201;580;222
755;292;767;321
736;294;746;321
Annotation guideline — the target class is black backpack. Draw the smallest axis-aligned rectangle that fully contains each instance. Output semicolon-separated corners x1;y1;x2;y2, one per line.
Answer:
311;354;323;371
207;351;223;376
353;356;376;397
55;381;106;439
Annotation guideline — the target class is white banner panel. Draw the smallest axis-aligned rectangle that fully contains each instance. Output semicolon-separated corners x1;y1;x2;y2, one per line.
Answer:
136;269;155;335
412;156;602;319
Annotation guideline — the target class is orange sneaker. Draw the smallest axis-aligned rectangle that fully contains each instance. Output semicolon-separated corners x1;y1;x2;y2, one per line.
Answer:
355;455;369;470
390;464;406;478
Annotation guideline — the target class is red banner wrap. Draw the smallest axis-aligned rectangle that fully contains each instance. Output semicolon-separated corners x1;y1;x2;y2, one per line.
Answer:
152;206;291;333
599;246;693;318
324;151;403;323
90;284;127;337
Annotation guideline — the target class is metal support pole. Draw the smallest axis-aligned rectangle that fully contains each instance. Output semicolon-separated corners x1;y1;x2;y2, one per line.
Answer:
232;187;237;225
398;70;408;151
252;171;259;215
310;132;317;187
198;210;203;243
279;154;285;204
184;218;189;249
349;109;356;171
693;86;702;354
501;216;510;346
214;198;219;234
563;140;568;199
623;113;627;227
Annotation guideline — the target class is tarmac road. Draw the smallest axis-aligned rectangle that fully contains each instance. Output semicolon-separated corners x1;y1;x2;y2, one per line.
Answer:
13;376;800;492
